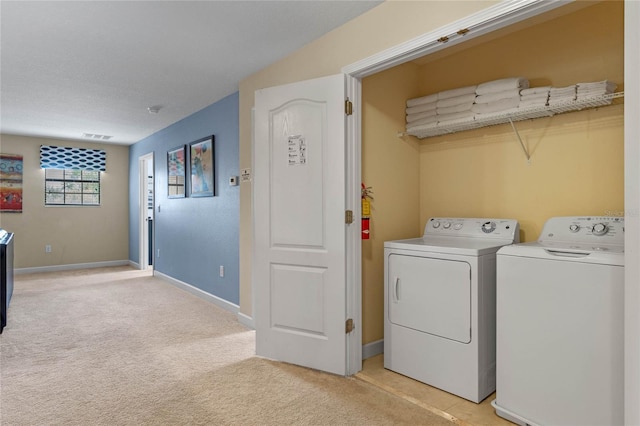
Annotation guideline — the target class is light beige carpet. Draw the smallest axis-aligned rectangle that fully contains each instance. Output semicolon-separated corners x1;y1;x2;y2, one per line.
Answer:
0;266;453;425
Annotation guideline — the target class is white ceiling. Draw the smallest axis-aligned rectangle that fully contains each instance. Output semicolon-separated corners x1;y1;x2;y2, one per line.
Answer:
0;0;382;145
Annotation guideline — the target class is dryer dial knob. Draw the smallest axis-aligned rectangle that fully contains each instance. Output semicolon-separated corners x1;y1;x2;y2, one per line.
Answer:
569;224;580;233
432;221;441;229
592;223;608;236
482;221;496;233
453;223;463;230
443;222;451;229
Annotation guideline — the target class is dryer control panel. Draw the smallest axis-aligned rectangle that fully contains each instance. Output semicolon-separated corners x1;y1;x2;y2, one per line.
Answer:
539;216;624;249
425;217;520;242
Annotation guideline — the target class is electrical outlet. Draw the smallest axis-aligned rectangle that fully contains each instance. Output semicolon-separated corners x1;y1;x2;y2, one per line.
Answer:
219;265;224;277
45;245;52;253
157;249;160;258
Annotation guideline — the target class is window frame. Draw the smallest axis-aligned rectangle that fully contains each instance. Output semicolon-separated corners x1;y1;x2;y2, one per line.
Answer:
44;168;101;206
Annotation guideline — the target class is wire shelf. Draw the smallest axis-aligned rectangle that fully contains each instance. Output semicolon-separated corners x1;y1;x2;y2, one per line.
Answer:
405;91;624;139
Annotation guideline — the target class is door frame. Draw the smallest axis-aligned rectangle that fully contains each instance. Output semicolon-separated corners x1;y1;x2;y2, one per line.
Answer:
342;1;639;419
138;152;154;271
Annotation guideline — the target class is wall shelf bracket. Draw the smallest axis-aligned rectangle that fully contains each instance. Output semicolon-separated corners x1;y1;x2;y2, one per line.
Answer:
508;117;530;162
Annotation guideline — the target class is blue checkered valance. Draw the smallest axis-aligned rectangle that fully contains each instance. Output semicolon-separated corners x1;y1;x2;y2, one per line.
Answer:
40;145;106;171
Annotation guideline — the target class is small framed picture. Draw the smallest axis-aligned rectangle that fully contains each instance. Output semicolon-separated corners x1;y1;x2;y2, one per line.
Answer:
189;136;214;197
167;145;186;198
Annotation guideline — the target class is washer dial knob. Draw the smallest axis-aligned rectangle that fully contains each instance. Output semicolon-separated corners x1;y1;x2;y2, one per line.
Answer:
482;221;496;233
432;221;440;229
592;223;608;236
569;224;580;233
443;222;451;229
453;223;463;230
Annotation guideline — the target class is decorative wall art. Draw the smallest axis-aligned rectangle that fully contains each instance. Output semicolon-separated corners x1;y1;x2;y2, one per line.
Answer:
0;154;23;213
167;146;186;198
189;136;214;197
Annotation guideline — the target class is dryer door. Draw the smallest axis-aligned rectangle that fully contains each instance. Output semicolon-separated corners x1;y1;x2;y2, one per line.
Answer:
388;254;471;343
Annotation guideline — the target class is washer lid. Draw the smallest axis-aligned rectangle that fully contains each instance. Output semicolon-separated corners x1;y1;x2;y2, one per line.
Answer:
498;241;624;266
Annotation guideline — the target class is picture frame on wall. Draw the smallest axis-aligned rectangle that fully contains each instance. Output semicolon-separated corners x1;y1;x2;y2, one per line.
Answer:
189;135;214;197
167;145;186;198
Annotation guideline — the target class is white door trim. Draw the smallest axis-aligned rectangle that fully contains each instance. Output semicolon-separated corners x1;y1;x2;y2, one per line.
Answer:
341;1;639;419
138;152;154;271
345;75;362;375
342;0;572;79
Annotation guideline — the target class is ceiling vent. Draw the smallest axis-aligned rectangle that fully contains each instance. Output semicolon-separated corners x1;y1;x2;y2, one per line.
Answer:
82;133;113;141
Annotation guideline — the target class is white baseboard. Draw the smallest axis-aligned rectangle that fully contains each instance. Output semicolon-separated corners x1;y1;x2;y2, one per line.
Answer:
237;312;255;329
154;270;239;316
362;339;384;360
16;260;130;275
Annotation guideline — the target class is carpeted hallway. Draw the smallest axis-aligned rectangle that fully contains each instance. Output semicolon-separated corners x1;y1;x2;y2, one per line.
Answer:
0;266;456;425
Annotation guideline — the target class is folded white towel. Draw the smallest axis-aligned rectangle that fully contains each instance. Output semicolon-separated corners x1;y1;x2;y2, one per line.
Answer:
436;93;476;108
475;89;521;104
437;115;476;127
520;86;551;96
577;80;617;92
520;92;549;101
549;85;577;95
407;93;438;108
437;102;474;115
406;102;437;115
548;96;576;106
407;120;438;133
577;88;616;95
476;77;529;95
406;110;437;123
407;114;439;128
472;97;520;114
519;98;548;108
436;110;475;123
437;85;477;100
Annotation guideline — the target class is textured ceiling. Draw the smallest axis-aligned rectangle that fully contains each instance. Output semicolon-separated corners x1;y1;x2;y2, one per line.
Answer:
0;1;382;145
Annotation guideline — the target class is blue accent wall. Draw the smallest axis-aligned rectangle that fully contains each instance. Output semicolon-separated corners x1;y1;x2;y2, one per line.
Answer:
129;92;239;305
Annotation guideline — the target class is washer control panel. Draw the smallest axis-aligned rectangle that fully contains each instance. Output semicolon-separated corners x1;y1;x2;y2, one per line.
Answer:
425;217;519;241
539;216;624;248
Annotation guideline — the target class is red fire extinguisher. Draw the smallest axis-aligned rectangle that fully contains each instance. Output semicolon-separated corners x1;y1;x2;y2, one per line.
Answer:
361;183;373;240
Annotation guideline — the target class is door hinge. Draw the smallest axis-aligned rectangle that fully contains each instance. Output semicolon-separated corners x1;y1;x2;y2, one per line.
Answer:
346;318;354;334
345;99;353;116
345;210;354;224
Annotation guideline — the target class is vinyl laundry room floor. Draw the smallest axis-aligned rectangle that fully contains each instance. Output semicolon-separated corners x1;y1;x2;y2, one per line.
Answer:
356;354;515;426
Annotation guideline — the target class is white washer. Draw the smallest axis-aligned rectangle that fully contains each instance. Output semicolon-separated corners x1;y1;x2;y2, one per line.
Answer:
492;216;624;426
384;217;520;403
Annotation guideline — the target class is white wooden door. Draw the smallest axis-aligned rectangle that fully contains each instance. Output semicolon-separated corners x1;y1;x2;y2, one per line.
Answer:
254;74;348;375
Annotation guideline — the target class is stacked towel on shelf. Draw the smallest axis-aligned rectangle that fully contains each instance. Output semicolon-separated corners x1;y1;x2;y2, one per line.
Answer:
476;77;529;95
519;86;550;109
406;93;437;108
548;85;577;105
436;86;476;124
576;80;617;100
472;78;526;117
436;110;475;126
406;85;477;131
406;94;437;130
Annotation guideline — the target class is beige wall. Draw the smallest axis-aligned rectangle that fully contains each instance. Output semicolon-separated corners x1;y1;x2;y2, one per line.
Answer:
0;134;129;269
238;0;498;318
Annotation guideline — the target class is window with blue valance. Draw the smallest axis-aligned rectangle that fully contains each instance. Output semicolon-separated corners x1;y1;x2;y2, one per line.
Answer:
40;145;106;171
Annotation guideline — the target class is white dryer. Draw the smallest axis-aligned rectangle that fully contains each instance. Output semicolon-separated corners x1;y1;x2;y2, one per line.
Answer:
384;217;520;403
492;216;625;426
